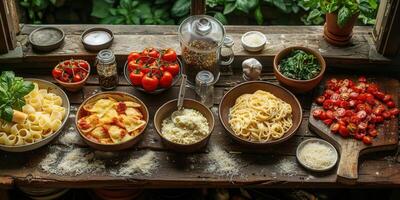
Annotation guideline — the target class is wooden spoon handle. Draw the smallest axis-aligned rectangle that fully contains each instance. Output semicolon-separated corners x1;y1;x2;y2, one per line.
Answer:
177;74;187;110
337;143;360;184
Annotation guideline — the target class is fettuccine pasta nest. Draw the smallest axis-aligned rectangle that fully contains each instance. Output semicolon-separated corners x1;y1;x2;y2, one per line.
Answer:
228;90;293;142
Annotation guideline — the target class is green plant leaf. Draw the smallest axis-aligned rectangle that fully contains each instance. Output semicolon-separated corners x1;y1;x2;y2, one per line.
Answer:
254;6;263;25
214;12;228;25
91;0;113;18
236;0;249;13
307;9;321;22
135;3;152;19
171;0;190;17
272;0;287;12
337;6;351;27
223;3;236;15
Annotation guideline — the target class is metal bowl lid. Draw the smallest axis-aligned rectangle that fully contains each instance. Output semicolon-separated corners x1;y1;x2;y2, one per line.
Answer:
178;15;225;48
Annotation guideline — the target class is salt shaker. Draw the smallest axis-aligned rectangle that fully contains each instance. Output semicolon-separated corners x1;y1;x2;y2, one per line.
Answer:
96;49;118;90
195;71;215;108
242;58;262;81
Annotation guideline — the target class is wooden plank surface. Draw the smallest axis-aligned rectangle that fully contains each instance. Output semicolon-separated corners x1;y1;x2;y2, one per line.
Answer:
0;25;393;67
0;68;398;189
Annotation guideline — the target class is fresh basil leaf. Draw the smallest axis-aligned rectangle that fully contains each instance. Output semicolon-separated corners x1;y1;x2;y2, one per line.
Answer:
307;9;321;22
15;81;34;98
223;3;236;15
171;0;190;17
236;0;250;13
2;106;13;122
338;6;351;28
254;6;263;25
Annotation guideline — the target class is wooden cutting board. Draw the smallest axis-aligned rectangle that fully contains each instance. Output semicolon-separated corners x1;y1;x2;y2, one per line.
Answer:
308;77;399;184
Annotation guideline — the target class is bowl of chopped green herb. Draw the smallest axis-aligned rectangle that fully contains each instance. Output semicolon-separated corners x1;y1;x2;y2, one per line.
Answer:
273;46;326;93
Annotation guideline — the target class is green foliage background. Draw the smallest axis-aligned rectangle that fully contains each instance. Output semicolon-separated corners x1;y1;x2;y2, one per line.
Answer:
19;0;379;25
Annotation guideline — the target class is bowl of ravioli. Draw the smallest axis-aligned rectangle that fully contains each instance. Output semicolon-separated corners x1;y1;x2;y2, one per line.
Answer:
75;91;149;151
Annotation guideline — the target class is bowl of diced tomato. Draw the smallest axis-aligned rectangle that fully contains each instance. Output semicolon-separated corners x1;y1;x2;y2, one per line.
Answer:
52;59;90;92
124;48;182;94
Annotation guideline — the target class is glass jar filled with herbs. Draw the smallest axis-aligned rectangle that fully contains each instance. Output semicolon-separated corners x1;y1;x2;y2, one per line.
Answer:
179;15;234;84
278;50;321;80
96;49;118;90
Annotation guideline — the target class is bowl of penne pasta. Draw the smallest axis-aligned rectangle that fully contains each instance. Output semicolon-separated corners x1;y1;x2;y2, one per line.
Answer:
75;91;149;151
0;78;70;152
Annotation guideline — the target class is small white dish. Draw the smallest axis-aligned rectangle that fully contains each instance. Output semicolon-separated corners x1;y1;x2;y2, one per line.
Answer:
296;138;338;172
241;31;266;52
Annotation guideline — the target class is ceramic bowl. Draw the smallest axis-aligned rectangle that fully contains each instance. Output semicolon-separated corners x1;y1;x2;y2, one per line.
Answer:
241;31;266;52
81;27;114;52
53;59;91;92
29;27;65;52
296;138;338;172
0;79;70;152
273;46;326;93
75;91;149;151
219;81;302;147
154;99;214;153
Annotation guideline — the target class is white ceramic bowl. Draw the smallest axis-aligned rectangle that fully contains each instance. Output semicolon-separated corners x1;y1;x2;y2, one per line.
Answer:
241;31;266;52
296;138;338;172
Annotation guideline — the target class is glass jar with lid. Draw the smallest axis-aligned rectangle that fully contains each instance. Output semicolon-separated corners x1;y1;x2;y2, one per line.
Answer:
179;15;234;84
96;49;118;90
195;70;214;108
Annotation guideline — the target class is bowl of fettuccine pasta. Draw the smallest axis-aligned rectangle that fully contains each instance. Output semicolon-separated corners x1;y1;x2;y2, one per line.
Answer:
219;81;302;146
0;79;70;152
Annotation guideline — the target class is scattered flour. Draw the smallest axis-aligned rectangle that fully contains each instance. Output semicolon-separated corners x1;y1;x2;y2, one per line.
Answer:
40;148;105;175
206;145;239;176
59;126;82;145
276;157;297;176
112;151;158;176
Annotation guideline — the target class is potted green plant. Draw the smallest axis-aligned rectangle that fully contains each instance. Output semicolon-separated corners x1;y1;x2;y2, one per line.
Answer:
322;0;360;45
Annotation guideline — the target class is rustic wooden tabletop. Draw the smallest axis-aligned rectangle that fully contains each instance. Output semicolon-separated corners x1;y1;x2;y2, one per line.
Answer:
0;25;399;189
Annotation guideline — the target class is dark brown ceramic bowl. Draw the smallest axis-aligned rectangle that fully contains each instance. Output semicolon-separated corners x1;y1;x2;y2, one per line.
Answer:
29;27;65;52
273;46;326;93
219;81;302;147
75;91;149;151
81;27;114;52
154;99;214;153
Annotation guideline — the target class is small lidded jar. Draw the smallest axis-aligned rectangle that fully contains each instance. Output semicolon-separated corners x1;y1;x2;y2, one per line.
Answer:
195;70;215;108
96;49;118;90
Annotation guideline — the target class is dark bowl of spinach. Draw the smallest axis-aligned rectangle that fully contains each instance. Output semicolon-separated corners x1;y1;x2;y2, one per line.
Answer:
273;46;326;93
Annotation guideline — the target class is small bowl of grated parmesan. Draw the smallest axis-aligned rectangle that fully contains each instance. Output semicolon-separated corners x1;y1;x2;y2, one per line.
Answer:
241;31;267;52
296;138;338;172
154;99;214;153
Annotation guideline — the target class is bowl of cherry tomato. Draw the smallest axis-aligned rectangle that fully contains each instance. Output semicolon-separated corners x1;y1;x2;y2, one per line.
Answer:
124;48;182;94
52;59;90;92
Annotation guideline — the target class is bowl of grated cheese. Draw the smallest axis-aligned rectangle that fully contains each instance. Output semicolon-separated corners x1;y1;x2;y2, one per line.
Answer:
154;99;214;153
296;138;338;172
241;31;267;52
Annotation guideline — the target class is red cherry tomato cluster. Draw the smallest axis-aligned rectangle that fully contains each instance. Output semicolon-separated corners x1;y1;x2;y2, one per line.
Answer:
312;77;399;145
127;48;179;92
52;59;89;83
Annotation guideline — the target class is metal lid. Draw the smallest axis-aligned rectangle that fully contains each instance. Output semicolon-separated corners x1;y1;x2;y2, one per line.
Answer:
196;70;214;86
96;49;115;64
179;15;225;49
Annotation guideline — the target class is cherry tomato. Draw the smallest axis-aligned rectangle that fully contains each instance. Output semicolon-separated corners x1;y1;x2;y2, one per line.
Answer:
323;99;335;110
323;119;333;125
315;95;325;105
356;110;367;119
148;49;160;58
129;70;144;86
159;71;173;88
358;122;367;130
347;123;357;133
368;129;378;137
78;61;89;70
128;61;142;72
338;125;349;137
373;91;385;100
166;63;180;77
325;110;334;119
354;131;366;140
58;73;70;82
373;105;385;115
382;111;391;119
127;52;141;62
330;123;340;133
358;76;367;83
386;101;395;108
162;48;177;62
141;73;159;92
52;67;63;78
312;109;324;119
383;94;392;102
72;73;82;82
362;135;372;145
389;108;399;116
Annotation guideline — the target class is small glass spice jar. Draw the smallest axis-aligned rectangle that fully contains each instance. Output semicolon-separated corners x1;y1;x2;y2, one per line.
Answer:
96;49;118;90
195;70;215;108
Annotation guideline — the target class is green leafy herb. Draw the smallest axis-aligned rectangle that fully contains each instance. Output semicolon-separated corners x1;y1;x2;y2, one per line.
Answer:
0;71;34;122
278;50;321;80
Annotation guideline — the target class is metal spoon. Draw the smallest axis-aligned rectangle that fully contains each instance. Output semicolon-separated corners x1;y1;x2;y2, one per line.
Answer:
171;74;187;122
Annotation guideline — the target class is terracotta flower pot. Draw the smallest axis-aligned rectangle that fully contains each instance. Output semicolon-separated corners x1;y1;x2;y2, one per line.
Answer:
325;13;358;36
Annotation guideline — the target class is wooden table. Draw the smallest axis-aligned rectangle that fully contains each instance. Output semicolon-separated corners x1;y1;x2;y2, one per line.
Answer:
0;25;399;189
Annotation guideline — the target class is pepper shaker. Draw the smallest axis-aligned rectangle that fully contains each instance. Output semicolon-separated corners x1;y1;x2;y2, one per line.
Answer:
195;70;215;108
242;58;262;81
96;49;118;90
